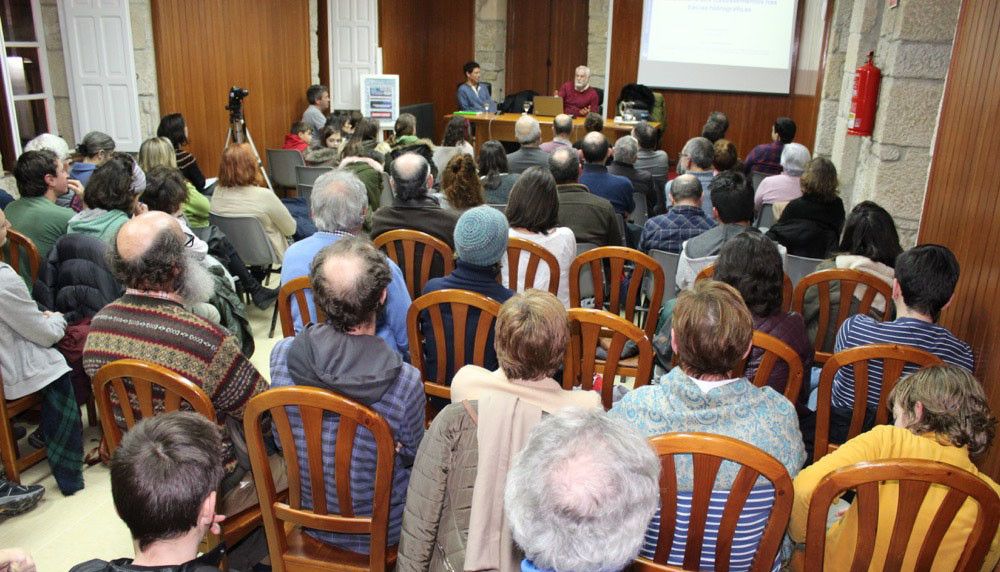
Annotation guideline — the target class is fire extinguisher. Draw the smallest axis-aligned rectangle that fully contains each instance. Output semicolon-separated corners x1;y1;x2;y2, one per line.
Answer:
847;51;881;136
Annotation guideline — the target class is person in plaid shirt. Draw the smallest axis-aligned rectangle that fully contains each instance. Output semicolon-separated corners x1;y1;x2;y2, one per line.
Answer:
639;174;715;253
744;117;796;177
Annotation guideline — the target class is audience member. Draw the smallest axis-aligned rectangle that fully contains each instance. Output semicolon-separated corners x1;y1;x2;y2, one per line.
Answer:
639;174;715;254
609;135;660;215
477;140;519;204
712;138;742;173
83;212;276;518
667;137;716;219
610;280;805;570
824;244;974;443
506;115;549;174
556;65;600;117
339;138;385;213
211;143;297;259
505;408;659;572
0;208;84;496
70;413;228;571
550;147;622;247
7;149;73;259
341;110;365;138
502;168;576;306
304;124;342;167
139;136;211;229
157;113;206;192
457;60;497;113
701;110;730;143
579;132;634;216
280;169;410;353
539;113;574;153
68;153;142;243
391;113;419;147
801;201;902;352
301;84;331;134
433;117;475;180
372;152;461;249
282;121;313;152
754;142;809;211
766;156;845;258
399;291;601;571
745;116;796;177
420;206;514;384
69;131;116;185
23;133;80;210
632;121;668;183
270;237;424;554
439;154;484;213
791;365;1000;571
342;117;381;158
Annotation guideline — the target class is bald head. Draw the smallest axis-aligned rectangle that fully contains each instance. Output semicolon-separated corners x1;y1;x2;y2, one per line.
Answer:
310;236;392;332
549;147;581;184
515;115;541;146
669;174;703;205
112;211;187;291
116;211;184;262
580;132;609;164
389;152;432;201
552;114;573;137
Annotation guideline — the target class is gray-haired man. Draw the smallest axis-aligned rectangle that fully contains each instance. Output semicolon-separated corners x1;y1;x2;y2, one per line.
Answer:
506;115;550;174
609;135;661;216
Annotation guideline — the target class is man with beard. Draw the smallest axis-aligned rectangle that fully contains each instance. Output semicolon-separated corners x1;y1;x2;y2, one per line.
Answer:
556;65;601;117
83;211;278;518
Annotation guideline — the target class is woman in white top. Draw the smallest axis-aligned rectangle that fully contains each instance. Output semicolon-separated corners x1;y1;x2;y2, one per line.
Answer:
501;166;576;307
433;116;475;176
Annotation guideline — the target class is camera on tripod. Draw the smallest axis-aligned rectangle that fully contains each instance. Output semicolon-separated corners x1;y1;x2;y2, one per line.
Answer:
225;86;250;120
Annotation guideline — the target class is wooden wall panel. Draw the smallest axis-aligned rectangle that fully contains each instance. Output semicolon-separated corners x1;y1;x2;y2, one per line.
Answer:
918;0;1000;479
607;1;826;162
379;2;428;108
151;0;310;177
505;0;554;95
546;0;589;95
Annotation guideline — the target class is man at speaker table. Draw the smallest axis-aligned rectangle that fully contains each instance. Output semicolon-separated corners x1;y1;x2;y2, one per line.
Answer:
555;65;601;117
457;60;497;113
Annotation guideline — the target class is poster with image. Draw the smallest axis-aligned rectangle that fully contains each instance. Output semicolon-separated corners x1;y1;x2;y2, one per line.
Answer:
360;75;400;128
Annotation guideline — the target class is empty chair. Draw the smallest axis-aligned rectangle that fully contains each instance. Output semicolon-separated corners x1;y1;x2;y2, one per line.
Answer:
564;308;653;409
266;148;305;191
569;246;665;339
631;191;649;226
295;165;332;201
755;203;776;229
209;212;282;336
648;249;681;302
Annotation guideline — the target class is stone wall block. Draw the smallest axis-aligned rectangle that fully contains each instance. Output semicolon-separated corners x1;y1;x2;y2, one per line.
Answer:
822;52;846;99
885;41;952;80
869;149;932;220
135;53;157;96
41;4;63;50
873;78;943;147
45;48;69;97
896;0;960;43
129;2;153;51
815;101;840;156
871;142;901;161
54;96;75;145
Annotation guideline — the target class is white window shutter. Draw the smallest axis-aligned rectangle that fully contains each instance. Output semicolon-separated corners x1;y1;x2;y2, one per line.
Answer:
329;0;379;111
58;0;142;152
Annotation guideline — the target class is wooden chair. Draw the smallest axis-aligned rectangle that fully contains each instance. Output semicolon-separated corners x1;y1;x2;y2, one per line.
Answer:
791;268;894;364
504;236;560;295
803;459;1000;571
406;289;502;409
243;386;397;571
564;308;654;409
1;228;41;285
277;276;326;338
813;344;942;462
695;263;794;313
0;372;46;484
633;433;794;572
735;330;804;403
91;359;262;557
569;246;665;339
373;229;455;300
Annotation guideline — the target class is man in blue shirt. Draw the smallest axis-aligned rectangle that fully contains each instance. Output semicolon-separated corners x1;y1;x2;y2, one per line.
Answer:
640;174;715;253
279;169;411;356
456;61;496;113
578;132;634;216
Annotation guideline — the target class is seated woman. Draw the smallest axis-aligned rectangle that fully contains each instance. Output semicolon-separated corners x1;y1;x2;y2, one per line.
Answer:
139;136;211;230
69;131;115;186
502;167;575;307
210;143;297;261
437;154;484;213
433;117;474;177
391;113;419;148
398;290;601;571
609;280;806;570
790;365;1000;570
0;209;84;496
157;112;206;192
304;124;342;167
477;140;519;204
68;153;142;243
802;200;902;354
766;157;846;258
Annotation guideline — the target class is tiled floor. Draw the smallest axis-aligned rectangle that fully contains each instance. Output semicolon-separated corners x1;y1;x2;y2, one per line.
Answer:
2;295;282;571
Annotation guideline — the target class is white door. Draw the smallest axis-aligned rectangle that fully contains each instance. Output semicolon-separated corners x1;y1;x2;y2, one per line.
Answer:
58;0;142;151
328;0;379;111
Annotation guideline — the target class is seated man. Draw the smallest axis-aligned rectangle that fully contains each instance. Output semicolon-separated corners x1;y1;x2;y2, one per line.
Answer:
270;236;424;553
609;135;660;216
506;408;659;572
825;244;974;442
70;412;228;571
610;281;806;570
701;110;730;143
539;113;574;153
506;115;550;174
639;174;715;254
301;84;330;134
83;212;278;517
632;121;669;184
456;60;496;113
579;132;634;217
665;137;716;219
282;121;313;153
556;65;600;117
551;147;623;247
7;149;74;260
280;170;410;353
371;152;460;249
745;116;796;177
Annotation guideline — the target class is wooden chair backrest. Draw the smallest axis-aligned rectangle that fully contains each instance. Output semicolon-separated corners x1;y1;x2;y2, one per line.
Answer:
243;386;396;571
406;289;502;402
804;459;1000;572
2;229;41;284
735;330;804;403
504;237;559;295
92;359;215;454
791;268;894;363
569;246;665;339
564;308;653;409
634;432;794;572
813;344;942;462
373;229;455;299
696;264;793;313
277;276;327;338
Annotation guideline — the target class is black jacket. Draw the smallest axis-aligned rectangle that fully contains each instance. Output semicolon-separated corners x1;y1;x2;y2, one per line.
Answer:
33;233;123;324
766;194;846;259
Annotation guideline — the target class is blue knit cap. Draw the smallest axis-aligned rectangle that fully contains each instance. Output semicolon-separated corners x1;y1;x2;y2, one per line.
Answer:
454;206;509;266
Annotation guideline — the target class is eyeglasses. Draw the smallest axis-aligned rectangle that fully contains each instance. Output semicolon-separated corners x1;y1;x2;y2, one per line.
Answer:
184;233;195;247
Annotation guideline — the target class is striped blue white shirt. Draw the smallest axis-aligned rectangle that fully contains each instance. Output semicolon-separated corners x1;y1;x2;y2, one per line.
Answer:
831;315;974;409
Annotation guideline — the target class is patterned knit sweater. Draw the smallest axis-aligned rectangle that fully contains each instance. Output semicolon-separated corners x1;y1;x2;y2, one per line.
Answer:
83;293;268;476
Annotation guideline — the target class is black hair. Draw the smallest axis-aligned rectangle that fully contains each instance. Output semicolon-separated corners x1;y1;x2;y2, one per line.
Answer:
463;61;480;76
142;166;189;214
13;149;58;198
838;201;903;268
549;147;580;184
318;125;342;149
774;117;796;143
157;113;188;148
290;121;311;135
715;231;784;317
306;84;328;104
324;114;346;131
442;116;470;147
478;140;509;190
633;121;660;150
506;167;559;234
85;153;137;212
894;244;960;322
311;237;392;331
583;112;604;133
709;171;754;223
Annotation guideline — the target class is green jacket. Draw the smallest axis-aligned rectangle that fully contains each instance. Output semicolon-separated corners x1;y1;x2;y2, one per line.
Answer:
67;209;129;244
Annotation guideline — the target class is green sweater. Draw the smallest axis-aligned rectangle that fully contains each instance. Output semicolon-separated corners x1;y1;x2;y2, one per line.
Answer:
3;196;73;260
182;183;211;228
67;209;129;244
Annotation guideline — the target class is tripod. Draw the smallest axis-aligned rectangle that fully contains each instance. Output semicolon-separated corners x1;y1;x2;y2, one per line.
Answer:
223;115;274;192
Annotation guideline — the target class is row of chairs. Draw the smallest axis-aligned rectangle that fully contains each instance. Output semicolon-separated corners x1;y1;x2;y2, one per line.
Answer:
265;149;332;200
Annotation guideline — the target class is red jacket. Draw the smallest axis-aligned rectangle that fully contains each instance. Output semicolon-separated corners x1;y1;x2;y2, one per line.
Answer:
282;133;309;152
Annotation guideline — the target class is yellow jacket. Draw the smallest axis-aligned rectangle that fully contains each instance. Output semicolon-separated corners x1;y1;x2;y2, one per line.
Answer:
790;425;1000;571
